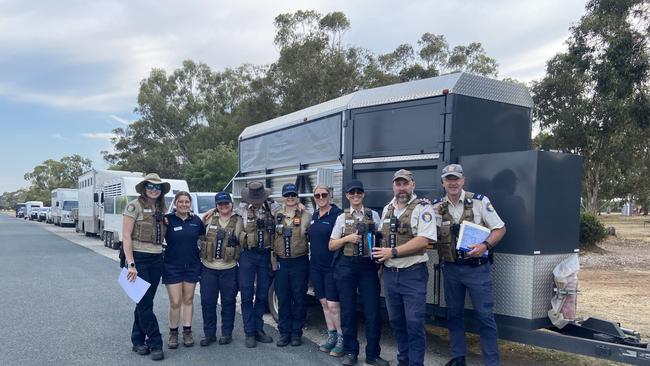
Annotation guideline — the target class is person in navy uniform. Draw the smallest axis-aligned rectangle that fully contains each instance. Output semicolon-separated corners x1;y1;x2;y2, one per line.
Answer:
372;169;437;366
309;184;344;357
432;164;506;366
329;180;389;366
163;191;206;349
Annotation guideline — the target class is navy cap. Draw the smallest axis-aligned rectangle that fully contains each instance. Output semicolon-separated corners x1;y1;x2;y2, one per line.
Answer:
282;183;298;196
215;192;232;204
345;179;364;193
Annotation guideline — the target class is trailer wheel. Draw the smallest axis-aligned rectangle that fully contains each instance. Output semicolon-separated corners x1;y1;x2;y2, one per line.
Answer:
268;280;279;323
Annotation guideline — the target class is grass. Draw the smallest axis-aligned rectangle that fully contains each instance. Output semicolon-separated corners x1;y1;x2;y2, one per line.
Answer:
598;213;650;243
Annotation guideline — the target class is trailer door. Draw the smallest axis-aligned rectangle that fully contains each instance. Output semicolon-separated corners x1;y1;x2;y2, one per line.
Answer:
346;96;446;210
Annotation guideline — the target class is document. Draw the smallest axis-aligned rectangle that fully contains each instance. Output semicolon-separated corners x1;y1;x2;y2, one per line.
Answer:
456;221;491;257
118;267;151;304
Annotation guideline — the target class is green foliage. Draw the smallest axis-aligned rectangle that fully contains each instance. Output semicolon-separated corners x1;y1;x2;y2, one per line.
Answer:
21;155;92;205
531;0;650;213
101;10;501;192
579;211;607;248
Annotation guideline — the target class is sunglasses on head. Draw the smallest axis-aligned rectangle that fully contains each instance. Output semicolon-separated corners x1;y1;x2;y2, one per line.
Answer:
347;189;364;196
283;193;298;198
314;192;329;199
144;182;162;191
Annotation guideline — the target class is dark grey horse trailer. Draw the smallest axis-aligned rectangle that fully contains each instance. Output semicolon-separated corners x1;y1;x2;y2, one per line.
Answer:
234;72;648;365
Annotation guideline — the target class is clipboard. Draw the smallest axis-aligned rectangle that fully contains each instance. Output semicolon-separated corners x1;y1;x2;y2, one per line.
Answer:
456;221;490;257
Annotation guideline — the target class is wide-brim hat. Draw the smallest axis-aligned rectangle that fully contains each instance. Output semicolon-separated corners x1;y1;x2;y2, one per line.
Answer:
135;173;171;195
241;181;271;204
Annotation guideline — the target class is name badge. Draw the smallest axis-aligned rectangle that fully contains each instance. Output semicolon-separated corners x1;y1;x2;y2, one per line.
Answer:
345;219;355;224
173;226;182;231
143;209;153;213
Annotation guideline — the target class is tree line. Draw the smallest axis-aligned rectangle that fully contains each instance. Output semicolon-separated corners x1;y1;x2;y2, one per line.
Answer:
3;3;650;214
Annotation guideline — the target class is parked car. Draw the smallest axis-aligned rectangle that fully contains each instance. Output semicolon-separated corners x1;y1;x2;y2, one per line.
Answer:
38;207;51;222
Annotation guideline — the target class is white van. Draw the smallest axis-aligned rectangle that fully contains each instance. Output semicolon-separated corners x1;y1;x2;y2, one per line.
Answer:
51;188;79;226
24;201;44;221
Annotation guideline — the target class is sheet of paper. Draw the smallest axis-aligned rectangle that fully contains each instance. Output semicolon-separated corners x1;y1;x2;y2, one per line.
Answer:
118;267;151;304
456;221;491;257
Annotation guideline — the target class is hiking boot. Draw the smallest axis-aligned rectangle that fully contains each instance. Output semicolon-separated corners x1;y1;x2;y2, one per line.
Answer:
200;336;216;347
218;335;232;345
150;349;164;361
341;354;358;366
290;335;302;347
365;356;390;366
276;335;290;347
168;329;179;349
245;335;257;348
132;344;150;355
182;329;194;347
329;333;344;357
255;330;273;343
319;330;337;352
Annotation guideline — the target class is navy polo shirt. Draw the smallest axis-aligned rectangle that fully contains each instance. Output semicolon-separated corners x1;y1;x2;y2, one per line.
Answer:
309;204;343;271
164;212;206;265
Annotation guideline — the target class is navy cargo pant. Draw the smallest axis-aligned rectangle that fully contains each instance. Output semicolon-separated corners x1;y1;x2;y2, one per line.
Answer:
238;249;273;336
275;255;309;337
383;263;428;366
334;256;382;359
443;261;499;366
200;265;238;338
131;252;163;351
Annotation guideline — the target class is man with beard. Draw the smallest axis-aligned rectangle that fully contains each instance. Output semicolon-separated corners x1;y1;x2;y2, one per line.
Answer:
372;169;436;366
432;164;505;366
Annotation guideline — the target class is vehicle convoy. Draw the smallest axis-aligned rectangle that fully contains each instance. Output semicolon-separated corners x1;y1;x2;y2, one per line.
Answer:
77;169;143;236
101;176;189;249
50;188;79;226
37;207;50;222
24;201;43;221
231;72;649;365
15;203;26;218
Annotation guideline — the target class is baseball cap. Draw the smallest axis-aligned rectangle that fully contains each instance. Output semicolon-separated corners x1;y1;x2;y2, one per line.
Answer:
345;179;364;193
441;164;464;178
392;169;414;182
214;192;232;204
282;183;298;196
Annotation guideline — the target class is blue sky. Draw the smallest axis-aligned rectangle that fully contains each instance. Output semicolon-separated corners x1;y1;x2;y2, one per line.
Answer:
0;0;587;194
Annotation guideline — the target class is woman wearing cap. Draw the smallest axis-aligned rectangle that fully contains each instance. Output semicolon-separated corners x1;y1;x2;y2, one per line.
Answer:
162;191;206;349
273;183;312;347
198;192;242;347
309;184;344;357
123;173;170;361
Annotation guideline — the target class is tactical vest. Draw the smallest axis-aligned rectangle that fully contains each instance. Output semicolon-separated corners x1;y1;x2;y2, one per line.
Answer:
132;198;166;246
202;214;241;263
342;208;376;257
381;200;423;255
273;210;308;259
436;191;482;262
244;204;274;250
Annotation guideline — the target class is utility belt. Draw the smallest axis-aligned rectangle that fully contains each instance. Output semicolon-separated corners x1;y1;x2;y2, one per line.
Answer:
244;246;271;253
384;262;426;273
447;251;494;266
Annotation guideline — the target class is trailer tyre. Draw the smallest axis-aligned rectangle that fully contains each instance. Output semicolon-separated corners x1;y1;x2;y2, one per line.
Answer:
268;280;279;323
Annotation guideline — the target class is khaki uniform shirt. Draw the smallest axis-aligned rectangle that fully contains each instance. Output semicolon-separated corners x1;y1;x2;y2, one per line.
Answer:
201;215;244;270
433;190;505;230
124;199;163;254
380;194;437;268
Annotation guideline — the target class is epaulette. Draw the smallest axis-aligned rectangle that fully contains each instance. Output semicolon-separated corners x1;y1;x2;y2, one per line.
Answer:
472;193;484;200
417;198;431;206
432;197;443;205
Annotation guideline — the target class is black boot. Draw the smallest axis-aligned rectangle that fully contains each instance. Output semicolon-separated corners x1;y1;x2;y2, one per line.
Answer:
444;356;466;366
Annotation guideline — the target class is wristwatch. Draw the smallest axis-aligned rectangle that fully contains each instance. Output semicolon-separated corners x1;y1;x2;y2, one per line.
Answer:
482;241;491;250
391;248;398;258
128;262;135;268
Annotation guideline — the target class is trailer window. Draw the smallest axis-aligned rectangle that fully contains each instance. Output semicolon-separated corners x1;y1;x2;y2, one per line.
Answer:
196;196;215;215
104;197;115;214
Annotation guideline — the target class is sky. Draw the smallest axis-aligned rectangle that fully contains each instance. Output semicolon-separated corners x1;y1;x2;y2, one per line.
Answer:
0;0;588;194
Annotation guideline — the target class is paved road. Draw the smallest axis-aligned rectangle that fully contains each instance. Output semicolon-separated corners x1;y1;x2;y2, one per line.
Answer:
0;215;343;366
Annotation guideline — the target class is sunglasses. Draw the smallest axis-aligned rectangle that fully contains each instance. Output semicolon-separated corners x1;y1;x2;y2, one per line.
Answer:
347;189;364;196
144;182;162;191
314;192;329;199
283;193;298;198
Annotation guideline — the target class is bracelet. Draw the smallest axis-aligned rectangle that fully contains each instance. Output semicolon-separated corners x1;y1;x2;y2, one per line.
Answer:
482;240;491;250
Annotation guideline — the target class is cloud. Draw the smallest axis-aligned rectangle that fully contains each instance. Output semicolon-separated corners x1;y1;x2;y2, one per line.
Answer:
51;133;64;139
82;132;117;141
109;114;131;125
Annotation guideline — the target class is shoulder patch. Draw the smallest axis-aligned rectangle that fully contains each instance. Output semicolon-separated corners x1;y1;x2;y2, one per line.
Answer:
421;211;433;223
126;203;136;213
473;193;484;200
486;202;495;212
